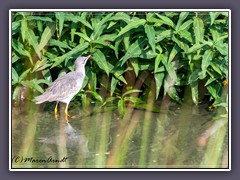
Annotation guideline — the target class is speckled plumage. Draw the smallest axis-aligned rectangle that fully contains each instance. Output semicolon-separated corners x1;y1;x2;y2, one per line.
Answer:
35;54;92;120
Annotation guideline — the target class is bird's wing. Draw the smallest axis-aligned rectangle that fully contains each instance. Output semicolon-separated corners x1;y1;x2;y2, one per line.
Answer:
44;72;84;101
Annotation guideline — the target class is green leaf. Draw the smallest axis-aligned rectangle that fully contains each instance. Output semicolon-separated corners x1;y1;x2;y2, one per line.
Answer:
169;44;180;62
110;76;119;96
193;17;204;44
55;12;64;37
215;43;228;55
154;53;163;73
120;38;147;65
154;72;164;99
12;67;19;84
49;39;71;49
109;12;131;23
185;43;205;54
177;19;193;32
64;13;93;30
122;89;142;98
26;29;41;59
191;81;198;105
91;13;114;39
172;35;189;51
144;24;156;53
12;39;33;64
118;99;126;116
26;16;53;22
38;23;56;51
155;14;174;27
21;18;28;42
202;49;214;76
37;21;43;35
21;80;44;93
51;42;89;68
85;90;103;103
13;86;20;100
155;30;174;42
74;32;91;42
162;55;177;83
71;22;77;42
175;12;189;31
116;19;146;38
19;68;31;82
177;29;193;43
210;12;220;25
131;58;139;77
92;50;109;76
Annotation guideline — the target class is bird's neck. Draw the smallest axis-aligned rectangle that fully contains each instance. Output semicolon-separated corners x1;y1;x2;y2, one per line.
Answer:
75;66;85;75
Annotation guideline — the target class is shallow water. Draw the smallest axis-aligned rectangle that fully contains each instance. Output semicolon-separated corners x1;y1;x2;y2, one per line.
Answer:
11;100;228;169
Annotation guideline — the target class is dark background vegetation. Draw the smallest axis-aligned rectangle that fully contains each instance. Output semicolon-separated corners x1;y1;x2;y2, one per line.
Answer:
12;11;228;115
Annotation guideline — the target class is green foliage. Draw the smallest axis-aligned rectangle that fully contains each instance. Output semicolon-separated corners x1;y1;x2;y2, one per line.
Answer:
12;11;229;114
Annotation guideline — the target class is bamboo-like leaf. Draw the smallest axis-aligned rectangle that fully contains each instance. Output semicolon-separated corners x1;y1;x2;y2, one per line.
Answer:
19;68;31;82
38;23;55;51
144;24;156;53
191;81;198;105
120;38;147;65
193;17;204;44
175;12;189;31
109;12;131;23
116;19;146;38
26;29;41;59
21;18;27;42
210;12;220;25
12;21;20;33
172;35;189;51
13;86;20;100
154;53;163;73
12;39;33;64
74;32;91;42
202;49;214;76
92;50;109;76
154;72;164;99
64;13;93;30
118;99;126;116
131;58;139;76
71;22;77;42
177;29;193;43
185;43;205;54
162;55;177;83
215;43;228;55
26;16;53;22
155;30;174;42
49;39;71;49
12;67;19;84
110;76;119;96
155;14;174;27
85;90;103;103
21;80;44;93
169;44;181;62
51;42;89;68
177;19;193;32
122;89;142;98
92;13;114;39
55;12;64;37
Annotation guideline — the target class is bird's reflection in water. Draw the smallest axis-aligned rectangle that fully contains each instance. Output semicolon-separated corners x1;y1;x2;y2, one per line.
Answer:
38;122;89;160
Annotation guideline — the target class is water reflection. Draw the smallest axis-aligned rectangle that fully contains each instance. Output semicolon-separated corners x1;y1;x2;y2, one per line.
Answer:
38;123;89;156
11;100;228;169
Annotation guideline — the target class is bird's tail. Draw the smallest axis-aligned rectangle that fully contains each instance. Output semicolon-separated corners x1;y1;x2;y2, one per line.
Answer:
34;93;49;104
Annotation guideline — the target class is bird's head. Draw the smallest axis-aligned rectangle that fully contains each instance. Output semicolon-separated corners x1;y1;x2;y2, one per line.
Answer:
75;54;92;67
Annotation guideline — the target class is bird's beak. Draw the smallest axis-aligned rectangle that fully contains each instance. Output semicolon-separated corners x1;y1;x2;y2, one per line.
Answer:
85;51;96;62
85;54;92;62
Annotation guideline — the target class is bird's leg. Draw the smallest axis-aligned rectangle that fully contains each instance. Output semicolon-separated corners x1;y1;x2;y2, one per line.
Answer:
64;103;76;119
54;102;59;120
